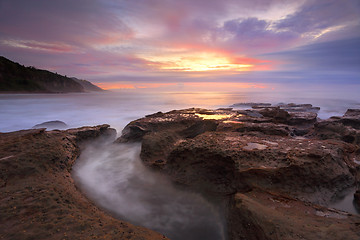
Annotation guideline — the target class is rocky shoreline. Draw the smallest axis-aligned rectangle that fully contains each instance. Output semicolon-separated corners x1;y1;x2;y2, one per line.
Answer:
1;104;360;239
119;104;360;239
0;125;168;240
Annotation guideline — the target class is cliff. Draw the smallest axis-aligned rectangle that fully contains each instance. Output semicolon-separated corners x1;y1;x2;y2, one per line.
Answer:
0;56;103;93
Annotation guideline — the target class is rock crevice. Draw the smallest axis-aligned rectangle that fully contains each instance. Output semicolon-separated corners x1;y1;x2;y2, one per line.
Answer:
118;106;360;240
0;125;167;240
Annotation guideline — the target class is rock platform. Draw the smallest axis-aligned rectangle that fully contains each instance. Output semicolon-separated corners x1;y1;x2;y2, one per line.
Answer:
119;106;360;239
0;125;168;240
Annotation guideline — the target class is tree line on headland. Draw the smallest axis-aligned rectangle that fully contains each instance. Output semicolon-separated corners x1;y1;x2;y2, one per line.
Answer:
0;56;103;93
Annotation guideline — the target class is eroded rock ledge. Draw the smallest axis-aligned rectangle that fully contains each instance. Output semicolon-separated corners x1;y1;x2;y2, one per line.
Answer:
0;125;168;240
118;106;360;240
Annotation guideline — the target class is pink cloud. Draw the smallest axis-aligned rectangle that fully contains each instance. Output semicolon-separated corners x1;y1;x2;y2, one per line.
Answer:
0;0;359;80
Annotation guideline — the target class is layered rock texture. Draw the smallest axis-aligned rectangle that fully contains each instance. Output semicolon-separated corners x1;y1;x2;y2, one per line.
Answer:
2;104;360;240
119;105;360;239
0;56;103;93
0;125;167;240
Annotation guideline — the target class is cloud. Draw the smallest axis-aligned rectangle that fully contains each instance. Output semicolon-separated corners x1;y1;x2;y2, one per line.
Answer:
0;0;359;80
216;17;299;54
1;40;76;53
0;0;133;49
264;37;360;72
275;0;360;38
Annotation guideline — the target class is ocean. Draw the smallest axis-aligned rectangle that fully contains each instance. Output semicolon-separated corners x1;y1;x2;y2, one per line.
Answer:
1;84;360;240
1;83;360;133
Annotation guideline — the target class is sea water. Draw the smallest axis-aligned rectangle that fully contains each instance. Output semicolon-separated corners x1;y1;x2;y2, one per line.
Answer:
1;83;360;239
1;84;360;133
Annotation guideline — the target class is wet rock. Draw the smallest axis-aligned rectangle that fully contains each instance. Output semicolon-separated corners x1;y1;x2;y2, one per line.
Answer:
164;132;355;203
277;103;320;113
32;120;68;130
118;107;360;240
118;108;226;143
117;124;149;142
288;111;318;126
145;111;164;118
355;190;360;208
229;190;360;240
232;122;291;136
67;124;116;142
341;109;360;130
243;110;263;118
230;102;272;108
0;126;167;240
314;118;360;144
344;109;360;117
119;108;357;203
258;107;290;124
291;127;310;136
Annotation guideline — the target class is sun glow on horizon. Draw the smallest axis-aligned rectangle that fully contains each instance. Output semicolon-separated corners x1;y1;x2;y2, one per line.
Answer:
144;52;261;72
95;81;269;90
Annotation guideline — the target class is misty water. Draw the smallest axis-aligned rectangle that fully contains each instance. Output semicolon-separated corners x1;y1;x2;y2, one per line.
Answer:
1;84;360;238
73;141;226;240
1;84;360;133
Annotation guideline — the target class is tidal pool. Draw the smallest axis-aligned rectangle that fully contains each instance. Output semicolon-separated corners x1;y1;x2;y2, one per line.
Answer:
73;141;227;240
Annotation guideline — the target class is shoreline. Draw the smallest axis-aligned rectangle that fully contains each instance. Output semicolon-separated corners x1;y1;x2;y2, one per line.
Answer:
0;125;168;240
118;106;360;239
1;104;360;239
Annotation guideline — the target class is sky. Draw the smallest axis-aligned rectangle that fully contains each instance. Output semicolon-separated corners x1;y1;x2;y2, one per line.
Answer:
0;0;359;89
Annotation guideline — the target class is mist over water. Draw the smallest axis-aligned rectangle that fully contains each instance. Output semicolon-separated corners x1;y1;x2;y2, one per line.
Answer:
73;141;226;240
1;83;360;238
1;83;360;133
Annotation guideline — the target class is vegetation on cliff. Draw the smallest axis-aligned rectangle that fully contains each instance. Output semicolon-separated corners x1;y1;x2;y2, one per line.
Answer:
0;56;103;93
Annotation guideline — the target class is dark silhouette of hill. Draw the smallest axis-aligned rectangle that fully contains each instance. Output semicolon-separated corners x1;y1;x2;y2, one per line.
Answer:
71;77;104;92
0;56;103;93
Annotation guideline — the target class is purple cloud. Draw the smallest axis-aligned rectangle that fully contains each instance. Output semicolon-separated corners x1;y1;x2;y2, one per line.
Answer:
264;37;360;72
0;0;133;48
0;0;359;81
214;18;298;54
275;0;360;35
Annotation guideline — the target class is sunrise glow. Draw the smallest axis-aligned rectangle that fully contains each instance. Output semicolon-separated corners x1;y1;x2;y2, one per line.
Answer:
1;1;360;239
0;0;359;84
146;53;255;72
95;81;268;90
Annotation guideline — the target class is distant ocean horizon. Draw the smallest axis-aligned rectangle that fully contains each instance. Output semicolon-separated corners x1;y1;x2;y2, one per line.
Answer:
1;82;360;133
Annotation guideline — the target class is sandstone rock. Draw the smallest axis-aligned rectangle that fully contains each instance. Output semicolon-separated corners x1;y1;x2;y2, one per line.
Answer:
164;132;355;204
228;190;360;240
258;107;291;123
0;126;167;240
288;111;318;126
243;110;263;118
119;108;358;203
341;109;360;130
67;124;116;142
118;107;360;239
32;120;68;130
277;103;320;113
355;190;360;209
314;118;360;144
344;109;360;117
118;108;226;143
228;122;291;136
230;102;272;108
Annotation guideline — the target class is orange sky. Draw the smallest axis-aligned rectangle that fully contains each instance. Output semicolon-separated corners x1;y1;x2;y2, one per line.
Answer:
96;81;268;90
1;0;359;85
